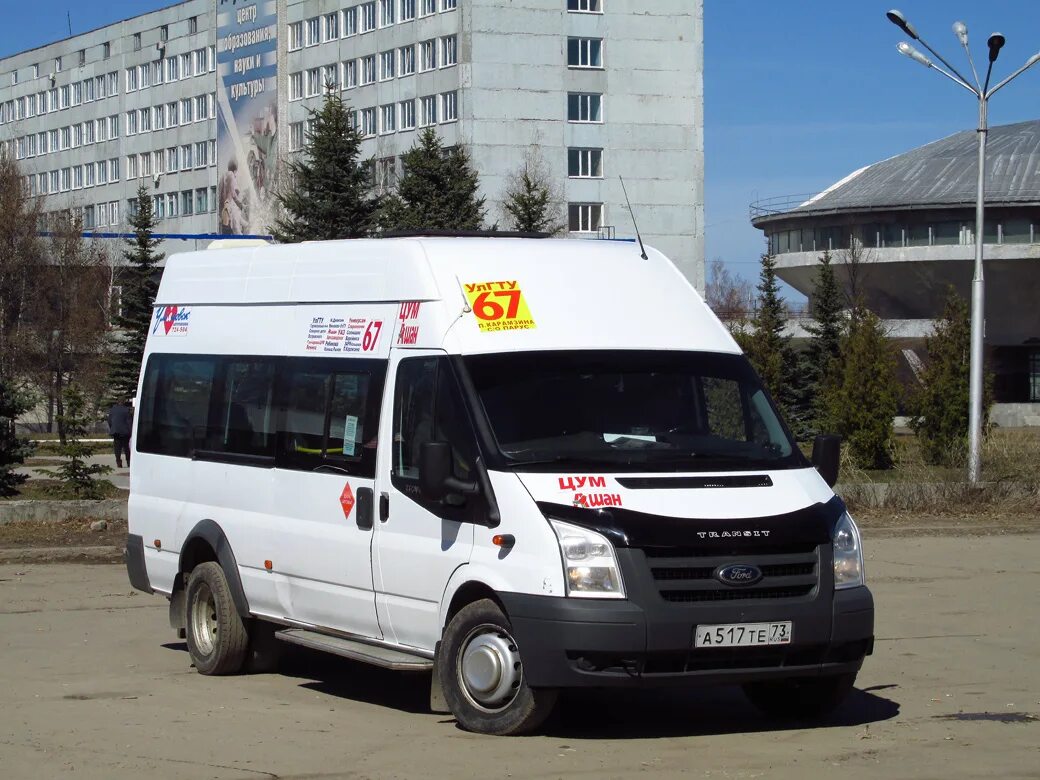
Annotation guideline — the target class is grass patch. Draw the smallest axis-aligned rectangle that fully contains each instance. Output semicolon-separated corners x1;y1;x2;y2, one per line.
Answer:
837;429;1040;514
1;479;125;501
32;441;110;457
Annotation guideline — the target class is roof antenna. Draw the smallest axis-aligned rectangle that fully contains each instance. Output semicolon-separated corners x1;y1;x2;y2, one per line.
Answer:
619;176;648;260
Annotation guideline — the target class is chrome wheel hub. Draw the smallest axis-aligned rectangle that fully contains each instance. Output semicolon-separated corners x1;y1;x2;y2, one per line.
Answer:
458;626;522;712
190;582;218;656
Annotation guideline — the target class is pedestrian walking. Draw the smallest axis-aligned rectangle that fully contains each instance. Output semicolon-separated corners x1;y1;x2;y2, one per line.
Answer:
108;398;133;468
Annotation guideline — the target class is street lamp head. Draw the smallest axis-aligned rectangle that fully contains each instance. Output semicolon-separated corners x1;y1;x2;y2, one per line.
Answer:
898;41;933;68
1028;52;1040;68
988;33;1006;63
953;21;968;47
886;9;919;40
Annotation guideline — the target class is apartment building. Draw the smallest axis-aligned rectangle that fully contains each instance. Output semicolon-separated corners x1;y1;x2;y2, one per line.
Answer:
0;0;704;286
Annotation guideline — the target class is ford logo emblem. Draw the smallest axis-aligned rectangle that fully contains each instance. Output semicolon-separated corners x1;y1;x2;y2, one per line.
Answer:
715;564;763;587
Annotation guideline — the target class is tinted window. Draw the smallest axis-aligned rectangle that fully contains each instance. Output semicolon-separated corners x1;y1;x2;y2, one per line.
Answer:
138;355;217;457
277;358;385;477
209;360;276;456
464;351;803;472
392;356;481;519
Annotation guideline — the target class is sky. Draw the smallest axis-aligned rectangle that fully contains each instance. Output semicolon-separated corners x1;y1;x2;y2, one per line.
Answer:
2;0;1040;295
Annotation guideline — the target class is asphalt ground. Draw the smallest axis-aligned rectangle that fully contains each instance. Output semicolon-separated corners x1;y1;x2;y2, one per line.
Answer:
1;533;1038;779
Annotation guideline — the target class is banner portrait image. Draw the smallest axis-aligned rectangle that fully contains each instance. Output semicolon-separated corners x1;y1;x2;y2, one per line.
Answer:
216;0;279;236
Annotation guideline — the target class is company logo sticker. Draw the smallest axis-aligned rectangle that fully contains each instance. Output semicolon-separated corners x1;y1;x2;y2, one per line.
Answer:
152;305;191;336
397;301;421;345
463;280;536;332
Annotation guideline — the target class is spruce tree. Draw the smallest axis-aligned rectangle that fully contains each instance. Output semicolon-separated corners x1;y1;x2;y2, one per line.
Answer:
826;310;899;469
503;156;563;234
43;384;112;498
380;127;486;231
272;92;378;241
0;378;33;496
804;251;844;434
909;287;988;466
742;253;802;432
107;186;163;403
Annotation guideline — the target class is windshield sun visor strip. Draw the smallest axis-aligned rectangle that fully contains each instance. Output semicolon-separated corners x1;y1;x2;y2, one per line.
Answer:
615;475;773;489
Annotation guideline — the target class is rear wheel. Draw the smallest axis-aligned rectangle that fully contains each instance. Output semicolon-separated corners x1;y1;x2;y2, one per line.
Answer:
743;672;857;719
185;562;249;675
439;599;558;735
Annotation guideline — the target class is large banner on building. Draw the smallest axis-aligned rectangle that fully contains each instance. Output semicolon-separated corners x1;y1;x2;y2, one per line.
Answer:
216;0;279;236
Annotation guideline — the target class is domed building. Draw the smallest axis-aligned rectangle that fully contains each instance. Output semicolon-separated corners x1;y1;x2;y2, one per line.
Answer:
751;119;1040;426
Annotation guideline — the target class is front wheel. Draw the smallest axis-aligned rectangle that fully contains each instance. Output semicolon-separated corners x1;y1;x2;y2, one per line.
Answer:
438;599;558;735
743;672;857;719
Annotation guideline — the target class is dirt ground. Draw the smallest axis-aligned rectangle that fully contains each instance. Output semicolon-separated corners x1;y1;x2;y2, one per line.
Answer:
1;532;1039;779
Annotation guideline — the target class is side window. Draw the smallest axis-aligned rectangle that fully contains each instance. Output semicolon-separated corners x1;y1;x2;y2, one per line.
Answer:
392;356;481;518
209;360;276;457
277;358;385;477
138;355;217;457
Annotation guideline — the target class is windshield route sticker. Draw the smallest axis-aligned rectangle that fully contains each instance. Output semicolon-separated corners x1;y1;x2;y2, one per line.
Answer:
463;280;536;332
397;301;421;345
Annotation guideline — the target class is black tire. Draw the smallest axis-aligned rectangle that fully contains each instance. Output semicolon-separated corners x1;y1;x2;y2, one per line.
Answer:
438;599;558;736
743;672;857;719
185;562;249;675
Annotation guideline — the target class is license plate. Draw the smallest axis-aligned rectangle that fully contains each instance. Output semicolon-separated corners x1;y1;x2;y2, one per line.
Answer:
694;621;792;648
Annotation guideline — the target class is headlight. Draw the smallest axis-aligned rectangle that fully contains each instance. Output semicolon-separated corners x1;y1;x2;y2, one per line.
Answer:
833;512;865;589
549;519;625;599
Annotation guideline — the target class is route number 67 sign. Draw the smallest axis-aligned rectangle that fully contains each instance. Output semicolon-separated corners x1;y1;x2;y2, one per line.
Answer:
463;280;537;333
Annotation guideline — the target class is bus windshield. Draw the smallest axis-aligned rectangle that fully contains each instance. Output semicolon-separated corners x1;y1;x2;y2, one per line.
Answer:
463;350;806;472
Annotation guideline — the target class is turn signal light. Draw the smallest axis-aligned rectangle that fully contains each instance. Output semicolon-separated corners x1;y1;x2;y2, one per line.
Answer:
492;534;515;548
264;560;273;571
153;539;161;549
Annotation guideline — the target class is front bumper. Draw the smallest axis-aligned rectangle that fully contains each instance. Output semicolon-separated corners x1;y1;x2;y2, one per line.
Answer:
499;549;874;689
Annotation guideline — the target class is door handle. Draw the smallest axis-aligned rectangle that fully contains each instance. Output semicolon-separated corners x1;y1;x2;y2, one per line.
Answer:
355;487;374;530
379;492;390;523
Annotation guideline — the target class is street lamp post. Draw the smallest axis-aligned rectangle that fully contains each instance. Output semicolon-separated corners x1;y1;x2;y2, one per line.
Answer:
886;10;1040;484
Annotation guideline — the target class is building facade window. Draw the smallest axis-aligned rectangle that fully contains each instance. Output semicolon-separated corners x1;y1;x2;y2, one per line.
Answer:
361;107;377;137
305;17;320;46
324;12;339;41
290;121;304;151
399;99;416;129
380;104;396;134
189;16;198;35
441;35;457;67
306;67;322;97
361;55;376;85
420;39;437;71
343;7;358;36
360;2;377;32
440;91;457;122
289;72;303;100
568;0;602;11
288;22;303;50
380;51;395;81
569;203;603;233
568;37;603;68
419;95;437;126
379;0;395;27
568;92;603;122
400;45;416;75
401;0;416;21
441;0;457;10
420;0;436;15
342;60;357;89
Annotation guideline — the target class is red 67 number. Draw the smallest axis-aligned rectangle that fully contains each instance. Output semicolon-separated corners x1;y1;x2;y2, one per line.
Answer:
471;290;521;321
362;320;383;351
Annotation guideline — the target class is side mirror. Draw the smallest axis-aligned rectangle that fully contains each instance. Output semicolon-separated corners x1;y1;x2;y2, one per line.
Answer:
420;441;452;500
812;434;841;488
419;441;479;501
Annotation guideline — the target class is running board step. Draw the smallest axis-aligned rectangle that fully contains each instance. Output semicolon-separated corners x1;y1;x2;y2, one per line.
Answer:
275;629;434;671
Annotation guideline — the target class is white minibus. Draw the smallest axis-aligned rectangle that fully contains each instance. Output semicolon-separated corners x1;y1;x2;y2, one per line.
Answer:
126;236;873;735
